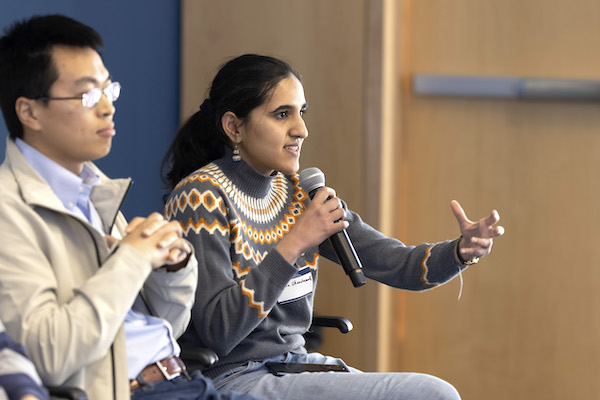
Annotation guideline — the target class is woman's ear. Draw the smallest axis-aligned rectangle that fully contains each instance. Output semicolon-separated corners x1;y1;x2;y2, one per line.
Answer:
221;111;242;144
15;97;42;132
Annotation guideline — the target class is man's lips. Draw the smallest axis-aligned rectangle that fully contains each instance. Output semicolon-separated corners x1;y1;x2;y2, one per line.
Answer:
97;125;116;137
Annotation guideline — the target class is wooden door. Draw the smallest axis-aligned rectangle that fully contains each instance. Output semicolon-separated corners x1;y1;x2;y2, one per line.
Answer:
391;1;600;399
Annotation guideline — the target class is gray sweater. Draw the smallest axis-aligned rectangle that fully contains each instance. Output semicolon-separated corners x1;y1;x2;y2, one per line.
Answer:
165;153;464;377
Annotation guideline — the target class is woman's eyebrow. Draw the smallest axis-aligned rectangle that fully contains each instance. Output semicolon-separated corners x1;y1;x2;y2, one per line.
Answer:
270;103;308;113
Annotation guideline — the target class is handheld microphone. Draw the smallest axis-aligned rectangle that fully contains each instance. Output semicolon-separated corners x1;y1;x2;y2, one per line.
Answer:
298;168;366;288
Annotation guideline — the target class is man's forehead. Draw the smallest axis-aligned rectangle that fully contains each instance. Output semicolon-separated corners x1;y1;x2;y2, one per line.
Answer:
51;45;110;85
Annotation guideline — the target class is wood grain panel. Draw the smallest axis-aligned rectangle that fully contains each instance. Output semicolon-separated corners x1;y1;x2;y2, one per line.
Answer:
394;1;600;398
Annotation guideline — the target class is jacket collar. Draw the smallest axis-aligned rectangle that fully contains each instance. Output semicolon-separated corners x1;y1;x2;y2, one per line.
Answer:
5;138;131;233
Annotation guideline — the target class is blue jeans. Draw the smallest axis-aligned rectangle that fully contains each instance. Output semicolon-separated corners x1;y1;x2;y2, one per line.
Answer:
212;353;460;400
131;371;263;400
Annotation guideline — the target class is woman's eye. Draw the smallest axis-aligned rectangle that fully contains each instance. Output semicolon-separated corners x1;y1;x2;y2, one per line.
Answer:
276;111;288;119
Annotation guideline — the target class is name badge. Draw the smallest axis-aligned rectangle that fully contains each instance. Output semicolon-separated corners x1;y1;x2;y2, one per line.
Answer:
278;267;313;304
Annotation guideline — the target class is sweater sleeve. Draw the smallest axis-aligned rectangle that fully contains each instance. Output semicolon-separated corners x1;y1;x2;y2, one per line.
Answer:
0;321;49;400
319;206;464;291
141;260;198;338
111;209;199;339
166;179;299;356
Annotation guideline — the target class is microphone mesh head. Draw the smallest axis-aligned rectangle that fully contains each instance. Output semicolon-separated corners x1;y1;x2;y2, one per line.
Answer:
298;167;325;194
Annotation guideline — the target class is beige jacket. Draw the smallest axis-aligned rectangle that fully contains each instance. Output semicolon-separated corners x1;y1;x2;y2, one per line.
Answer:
0;139;198;399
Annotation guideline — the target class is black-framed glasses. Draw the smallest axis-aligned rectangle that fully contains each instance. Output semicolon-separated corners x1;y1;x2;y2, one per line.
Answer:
37;82;121;108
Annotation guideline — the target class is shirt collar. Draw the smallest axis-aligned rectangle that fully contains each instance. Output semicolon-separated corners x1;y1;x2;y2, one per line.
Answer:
15;138;100;212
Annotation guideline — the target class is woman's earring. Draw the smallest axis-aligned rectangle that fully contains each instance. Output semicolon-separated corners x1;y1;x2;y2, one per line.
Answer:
232;144;241;162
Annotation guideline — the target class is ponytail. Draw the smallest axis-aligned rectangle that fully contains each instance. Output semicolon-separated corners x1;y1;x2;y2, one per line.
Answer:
161;98;227;190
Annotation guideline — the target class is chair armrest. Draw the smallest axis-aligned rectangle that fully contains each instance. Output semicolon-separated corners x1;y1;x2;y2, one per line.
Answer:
48;386;88;400
180;346;219;370
312;315;353;334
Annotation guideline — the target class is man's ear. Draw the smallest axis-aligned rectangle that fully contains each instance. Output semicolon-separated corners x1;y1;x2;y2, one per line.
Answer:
221;111;242;144
15;97;42;132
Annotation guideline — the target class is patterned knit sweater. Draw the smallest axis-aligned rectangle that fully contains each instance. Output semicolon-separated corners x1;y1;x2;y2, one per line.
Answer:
165;152;464;375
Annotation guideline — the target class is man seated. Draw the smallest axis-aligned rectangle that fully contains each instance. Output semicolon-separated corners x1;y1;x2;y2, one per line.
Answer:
0;14;261;400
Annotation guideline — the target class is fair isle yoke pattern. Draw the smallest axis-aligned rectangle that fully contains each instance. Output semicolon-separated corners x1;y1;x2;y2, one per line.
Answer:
165;162;318;320
165;162;310;247
170;163;291;223
164;160;319;268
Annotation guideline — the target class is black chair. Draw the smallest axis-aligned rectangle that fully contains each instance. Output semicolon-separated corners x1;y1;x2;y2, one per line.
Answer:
180;315;353;369
180;345;220;370
305;315;353;351
312;315;353;333
48;386;88;400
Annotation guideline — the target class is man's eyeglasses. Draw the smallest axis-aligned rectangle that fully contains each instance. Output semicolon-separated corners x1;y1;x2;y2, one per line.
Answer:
36;82;121;109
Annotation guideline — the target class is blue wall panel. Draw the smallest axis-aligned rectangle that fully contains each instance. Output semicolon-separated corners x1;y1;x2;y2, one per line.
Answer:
0;0;181;218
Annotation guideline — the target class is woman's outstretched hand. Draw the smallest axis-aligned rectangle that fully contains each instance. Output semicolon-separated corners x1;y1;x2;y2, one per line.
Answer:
451;200;505;264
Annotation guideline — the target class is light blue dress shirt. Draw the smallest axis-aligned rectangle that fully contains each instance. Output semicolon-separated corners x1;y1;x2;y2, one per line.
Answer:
15;138;180;379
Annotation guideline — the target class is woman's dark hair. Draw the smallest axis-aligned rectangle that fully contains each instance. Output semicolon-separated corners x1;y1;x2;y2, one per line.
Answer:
161;54;301;190
0;14;103;139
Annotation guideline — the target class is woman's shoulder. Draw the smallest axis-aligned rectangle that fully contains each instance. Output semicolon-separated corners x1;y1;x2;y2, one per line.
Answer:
164;163;232;221
164;164;227;216
170;163;224;192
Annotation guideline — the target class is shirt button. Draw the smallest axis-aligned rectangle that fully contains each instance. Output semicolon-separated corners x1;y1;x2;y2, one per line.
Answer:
68;202;75;208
